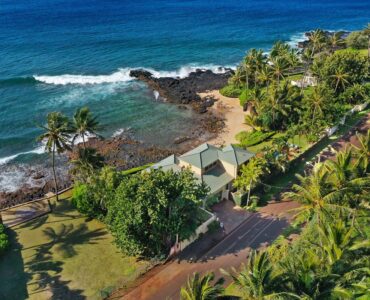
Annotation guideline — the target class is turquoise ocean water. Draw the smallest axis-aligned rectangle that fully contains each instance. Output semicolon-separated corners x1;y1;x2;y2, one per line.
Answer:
0;0;369;191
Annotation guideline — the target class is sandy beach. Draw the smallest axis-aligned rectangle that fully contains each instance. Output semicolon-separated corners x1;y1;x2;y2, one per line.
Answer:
199;90;251;146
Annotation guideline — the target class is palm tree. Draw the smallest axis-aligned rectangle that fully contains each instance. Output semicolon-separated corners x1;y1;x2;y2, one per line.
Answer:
317;218;368;266
244;114;261;132
324;148;370;207
269;57;289;85
308;29;327;57
70;147;105;183
230;66;245;87
263;83;291;129
257;65;272;92
283;163;334;223
180;272;224;300
327;32;345;52
72;107;100;149
278;249;337;299
270;41;290;59
331;67;350;92
37;112;72;201
305;85;330;125
226;250;278;299
234;157;269;206
353;130;370;172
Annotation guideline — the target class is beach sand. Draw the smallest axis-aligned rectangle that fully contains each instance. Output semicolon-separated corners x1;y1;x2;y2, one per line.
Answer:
199;90;252;147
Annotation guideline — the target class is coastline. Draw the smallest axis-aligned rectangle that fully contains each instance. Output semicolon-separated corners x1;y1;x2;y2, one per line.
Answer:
199;90;252;146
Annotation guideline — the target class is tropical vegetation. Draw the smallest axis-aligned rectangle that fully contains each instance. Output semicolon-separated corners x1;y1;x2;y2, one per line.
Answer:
182;143;370;299
0;224;9;256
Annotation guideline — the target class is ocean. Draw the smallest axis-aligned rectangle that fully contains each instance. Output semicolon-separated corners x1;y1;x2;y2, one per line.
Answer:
0;0;369;192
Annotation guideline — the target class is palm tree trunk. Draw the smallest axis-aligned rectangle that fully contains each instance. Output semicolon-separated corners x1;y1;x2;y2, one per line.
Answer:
82;134;86;149
52;143;59;202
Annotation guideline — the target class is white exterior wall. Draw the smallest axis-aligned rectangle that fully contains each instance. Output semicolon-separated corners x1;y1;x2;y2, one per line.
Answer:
178;160;202;176
179;211;216;251
219;160;237;178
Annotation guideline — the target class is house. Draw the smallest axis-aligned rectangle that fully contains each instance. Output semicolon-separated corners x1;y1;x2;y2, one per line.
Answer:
291;75;317;88
151;143;255;200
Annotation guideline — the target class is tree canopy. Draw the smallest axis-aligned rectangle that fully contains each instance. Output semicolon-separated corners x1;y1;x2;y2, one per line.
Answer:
105;168;209;257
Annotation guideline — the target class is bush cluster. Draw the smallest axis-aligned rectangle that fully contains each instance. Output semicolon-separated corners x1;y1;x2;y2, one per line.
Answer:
236;130;275;147
0;224;9;256
219;84;242;98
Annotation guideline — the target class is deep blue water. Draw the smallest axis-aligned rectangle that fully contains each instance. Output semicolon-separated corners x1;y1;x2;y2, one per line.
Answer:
0;0;369;189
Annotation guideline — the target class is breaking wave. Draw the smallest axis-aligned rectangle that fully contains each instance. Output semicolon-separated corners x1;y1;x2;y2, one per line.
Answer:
31;64;234;86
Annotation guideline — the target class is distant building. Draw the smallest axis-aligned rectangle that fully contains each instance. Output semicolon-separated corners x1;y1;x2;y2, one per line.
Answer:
151;143;255;200
291;75;317;88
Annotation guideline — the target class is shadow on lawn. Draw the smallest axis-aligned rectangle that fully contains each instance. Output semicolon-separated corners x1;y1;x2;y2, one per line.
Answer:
0;229;29;299
25;223;106;298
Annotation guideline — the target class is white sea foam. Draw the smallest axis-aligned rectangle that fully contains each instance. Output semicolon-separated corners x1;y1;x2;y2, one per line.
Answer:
153;90;160;100
34;68;133;85
286;32;307;48
0;133;94;166
0;145;45;166
33;64;235;86
112;128;125;137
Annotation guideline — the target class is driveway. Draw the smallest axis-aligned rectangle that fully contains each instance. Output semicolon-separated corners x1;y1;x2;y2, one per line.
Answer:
211;199;251;234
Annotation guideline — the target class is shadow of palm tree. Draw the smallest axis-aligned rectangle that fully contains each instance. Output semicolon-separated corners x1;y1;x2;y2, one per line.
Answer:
18;214;49;230
25;223;106;298
42;223;107;258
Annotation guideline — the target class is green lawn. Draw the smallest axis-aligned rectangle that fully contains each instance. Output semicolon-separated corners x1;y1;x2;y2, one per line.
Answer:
0;192;152;300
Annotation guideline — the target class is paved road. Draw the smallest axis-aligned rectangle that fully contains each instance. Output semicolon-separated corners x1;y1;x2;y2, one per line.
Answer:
119;201;299;300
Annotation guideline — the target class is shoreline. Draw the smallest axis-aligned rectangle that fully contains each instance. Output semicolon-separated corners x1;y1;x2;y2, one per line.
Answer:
199;90;252;147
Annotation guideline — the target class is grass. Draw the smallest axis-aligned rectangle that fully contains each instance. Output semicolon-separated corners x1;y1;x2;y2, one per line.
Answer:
0;191;152;300
335;48;368;57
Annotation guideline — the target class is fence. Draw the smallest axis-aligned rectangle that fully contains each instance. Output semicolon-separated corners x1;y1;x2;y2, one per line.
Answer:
0;186;73;228
168;209;216;258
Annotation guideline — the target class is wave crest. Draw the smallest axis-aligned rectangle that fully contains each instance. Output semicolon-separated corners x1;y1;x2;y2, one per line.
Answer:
34;68;133;85
32;64;235;86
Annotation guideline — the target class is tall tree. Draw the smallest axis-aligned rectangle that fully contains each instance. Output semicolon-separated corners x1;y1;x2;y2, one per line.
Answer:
308;29;327;57
226;250;279;299
37;112;72;201
180;272;225;300
72;107;100;149
330;67;350;92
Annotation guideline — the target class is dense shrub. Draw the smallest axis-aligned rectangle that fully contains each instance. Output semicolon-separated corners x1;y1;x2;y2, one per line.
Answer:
219;84;243;98
236;130;275;147
0;224;9;256
72;166;120;219
345;31;368;49
239;89;251;107
106;169;209;258
313;50;368;93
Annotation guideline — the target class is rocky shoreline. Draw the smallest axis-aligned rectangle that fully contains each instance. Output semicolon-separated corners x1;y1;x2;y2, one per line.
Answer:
0;69;229;209
129;68;233;113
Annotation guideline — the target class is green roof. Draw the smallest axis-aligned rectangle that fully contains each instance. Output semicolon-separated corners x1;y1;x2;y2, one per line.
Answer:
152;155;182;172
179;143;254;169
219;145;255;166
179;143;219;169
202;165;234;194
